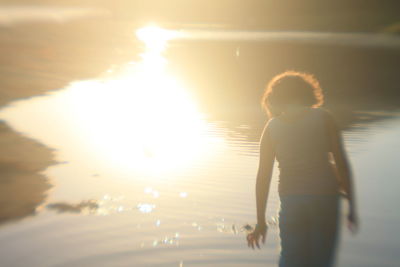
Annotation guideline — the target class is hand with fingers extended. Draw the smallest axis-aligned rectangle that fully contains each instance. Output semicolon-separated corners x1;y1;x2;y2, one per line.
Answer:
246;223;267;249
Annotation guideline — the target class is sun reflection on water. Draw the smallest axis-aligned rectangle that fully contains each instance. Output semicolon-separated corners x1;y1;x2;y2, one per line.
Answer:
59;25;221;175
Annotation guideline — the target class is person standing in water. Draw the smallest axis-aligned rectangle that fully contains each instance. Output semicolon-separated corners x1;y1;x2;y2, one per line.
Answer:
247;71;358;266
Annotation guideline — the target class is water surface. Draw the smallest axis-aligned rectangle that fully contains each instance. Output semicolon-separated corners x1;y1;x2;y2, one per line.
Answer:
0;27;399;267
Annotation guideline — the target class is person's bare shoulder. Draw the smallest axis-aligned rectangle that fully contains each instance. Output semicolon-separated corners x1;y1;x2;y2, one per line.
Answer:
263;117;279;134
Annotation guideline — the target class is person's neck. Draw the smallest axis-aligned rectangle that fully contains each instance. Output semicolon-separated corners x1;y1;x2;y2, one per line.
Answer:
284;105;309;114
280;105;310;121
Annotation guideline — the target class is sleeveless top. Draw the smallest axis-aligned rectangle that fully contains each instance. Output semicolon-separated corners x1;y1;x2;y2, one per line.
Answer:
266;107;339;196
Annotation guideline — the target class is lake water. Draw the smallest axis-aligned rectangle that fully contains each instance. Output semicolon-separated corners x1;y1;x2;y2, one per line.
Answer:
0;27;399;266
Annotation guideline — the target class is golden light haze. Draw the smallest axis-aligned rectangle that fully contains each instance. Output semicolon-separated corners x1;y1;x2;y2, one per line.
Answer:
60;26;221;175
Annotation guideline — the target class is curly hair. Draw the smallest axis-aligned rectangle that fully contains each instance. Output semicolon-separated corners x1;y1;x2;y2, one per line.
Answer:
261;71;324;117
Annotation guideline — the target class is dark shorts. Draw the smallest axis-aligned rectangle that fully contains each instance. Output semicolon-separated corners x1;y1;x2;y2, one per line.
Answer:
278;194;340;267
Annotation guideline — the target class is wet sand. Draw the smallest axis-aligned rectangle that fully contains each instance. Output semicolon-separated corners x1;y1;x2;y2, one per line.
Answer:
0;20;138;224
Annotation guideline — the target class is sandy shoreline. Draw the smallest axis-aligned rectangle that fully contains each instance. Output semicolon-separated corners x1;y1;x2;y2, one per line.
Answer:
0;20;138;225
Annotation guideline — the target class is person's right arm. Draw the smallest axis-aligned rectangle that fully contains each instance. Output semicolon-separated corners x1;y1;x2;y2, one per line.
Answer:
247;121;275;249
324;110;359;233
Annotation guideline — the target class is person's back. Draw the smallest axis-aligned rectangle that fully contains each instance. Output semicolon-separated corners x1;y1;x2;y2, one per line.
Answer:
267;107;339;196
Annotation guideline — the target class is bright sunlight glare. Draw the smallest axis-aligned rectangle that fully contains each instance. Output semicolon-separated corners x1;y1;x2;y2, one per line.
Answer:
58;25;222;177
136;25;182;53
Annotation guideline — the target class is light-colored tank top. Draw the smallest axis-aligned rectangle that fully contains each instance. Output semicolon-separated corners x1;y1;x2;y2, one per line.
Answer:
266;107;339;196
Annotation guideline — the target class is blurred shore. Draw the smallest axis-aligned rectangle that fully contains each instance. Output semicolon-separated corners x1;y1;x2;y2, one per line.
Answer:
0;19;138;225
